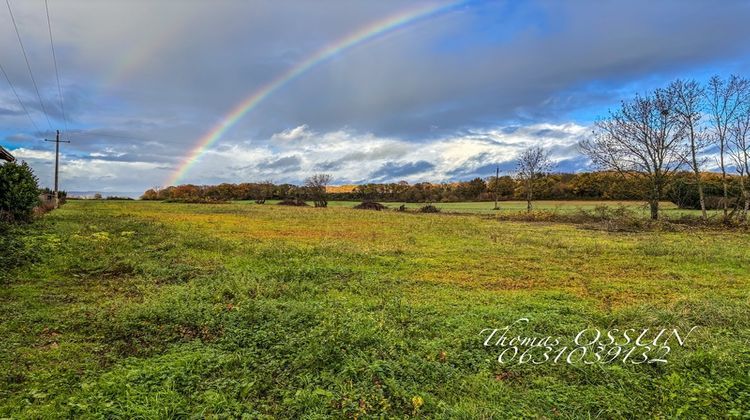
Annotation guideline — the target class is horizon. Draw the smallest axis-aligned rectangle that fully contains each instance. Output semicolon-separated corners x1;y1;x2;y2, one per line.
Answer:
2;0;750;191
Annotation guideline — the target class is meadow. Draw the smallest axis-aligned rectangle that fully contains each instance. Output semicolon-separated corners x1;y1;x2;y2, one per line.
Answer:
1;200;749;418
298;200;691;216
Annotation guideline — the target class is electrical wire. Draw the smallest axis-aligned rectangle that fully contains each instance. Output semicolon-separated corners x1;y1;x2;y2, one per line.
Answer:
5;0;53;130
45;0;67;133
0;61;42;133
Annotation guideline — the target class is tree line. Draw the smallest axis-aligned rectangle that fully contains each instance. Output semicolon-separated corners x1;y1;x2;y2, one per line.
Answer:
140;170;739;209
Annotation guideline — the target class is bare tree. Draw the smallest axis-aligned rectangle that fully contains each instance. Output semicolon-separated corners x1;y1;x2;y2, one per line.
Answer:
305;173;332;208
705;75;750;220
516;146;553;212
580;89;685;220
254;181;273;204
669;79;709;219
730;106;750;221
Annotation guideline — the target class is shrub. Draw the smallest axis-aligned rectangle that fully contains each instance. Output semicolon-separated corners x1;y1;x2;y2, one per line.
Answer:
418;204;441;213
278;199;309;206
576;205;645;232
353;201;386;211
0;161;40;223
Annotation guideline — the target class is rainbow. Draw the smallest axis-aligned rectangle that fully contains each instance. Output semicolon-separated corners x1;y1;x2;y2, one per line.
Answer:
166;1;464;186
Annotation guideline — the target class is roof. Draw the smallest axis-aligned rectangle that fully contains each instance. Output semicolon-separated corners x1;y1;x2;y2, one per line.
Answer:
0;146;14;162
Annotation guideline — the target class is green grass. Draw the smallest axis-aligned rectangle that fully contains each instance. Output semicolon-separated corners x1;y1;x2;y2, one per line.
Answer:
1;200;749;418
254;199;713;218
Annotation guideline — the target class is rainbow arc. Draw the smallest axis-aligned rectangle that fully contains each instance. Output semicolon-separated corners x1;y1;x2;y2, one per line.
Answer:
166;1;465;186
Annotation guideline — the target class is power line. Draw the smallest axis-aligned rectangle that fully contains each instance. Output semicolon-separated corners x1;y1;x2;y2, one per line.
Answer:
45;0;67;133
0;61;42;133
5;0;53;130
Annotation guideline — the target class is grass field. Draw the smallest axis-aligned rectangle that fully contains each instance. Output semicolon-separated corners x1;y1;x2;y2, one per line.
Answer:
1;200;749;417
320;199;675;213
254;199;712;218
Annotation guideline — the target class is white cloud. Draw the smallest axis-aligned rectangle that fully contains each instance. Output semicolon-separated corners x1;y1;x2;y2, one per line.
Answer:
177;122;589;185
12;148;55;160
271;124;311;141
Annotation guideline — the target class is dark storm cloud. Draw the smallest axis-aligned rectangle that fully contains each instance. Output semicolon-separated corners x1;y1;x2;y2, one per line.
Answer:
261;0;750;137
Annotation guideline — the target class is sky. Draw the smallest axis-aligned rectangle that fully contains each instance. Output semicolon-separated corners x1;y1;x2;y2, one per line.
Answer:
1;0;750;194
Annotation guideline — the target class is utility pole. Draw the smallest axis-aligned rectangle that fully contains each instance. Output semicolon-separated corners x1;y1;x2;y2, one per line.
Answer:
493;165;500;210
44;130;69;208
